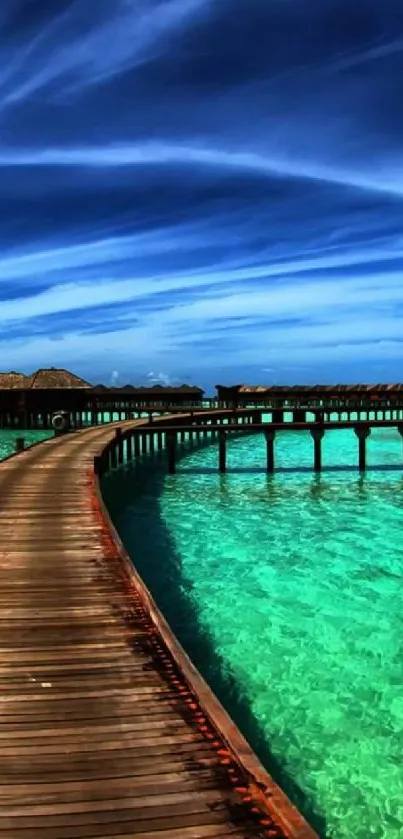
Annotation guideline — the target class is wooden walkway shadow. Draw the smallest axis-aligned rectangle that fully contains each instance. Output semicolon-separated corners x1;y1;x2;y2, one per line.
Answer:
0;421;318;839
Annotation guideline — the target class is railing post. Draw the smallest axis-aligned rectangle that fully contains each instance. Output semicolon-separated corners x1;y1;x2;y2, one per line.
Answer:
310;427;324;472
15;437;25;453
94;455;102;476
354;425;370;471
110;441;117;469
397;425;403;463
126;433;133;462
264;429;275;473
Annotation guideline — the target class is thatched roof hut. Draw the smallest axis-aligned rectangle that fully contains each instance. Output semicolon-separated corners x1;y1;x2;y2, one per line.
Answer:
0;368;91;389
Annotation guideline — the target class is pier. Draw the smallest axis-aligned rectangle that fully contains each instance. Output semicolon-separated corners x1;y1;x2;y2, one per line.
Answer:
2;395;403;836
95;416;403;476
0;413;317;839
2;368;403;429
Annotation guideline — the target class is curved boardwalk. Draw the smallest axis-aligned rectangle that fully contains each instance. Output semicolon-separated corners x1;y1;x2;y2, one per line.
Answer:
0;423;317;839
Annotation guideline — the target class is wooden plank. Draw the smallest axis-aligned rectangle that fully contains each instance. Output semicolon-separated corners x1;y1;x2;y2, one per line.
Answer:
0;684;175;701
0;744;215;775
0;746;218;780
0;644;137;658
0;661;160;675
0;808;237;836
0;756;219;791
0;731;206;756
0;787;231;817
0;550;108;558
0;601;131;611
0;699;190;722
0;768;221;803
0;676;169;693
0;663;161;678
0;626;133;638
0;644;137;657
0;708;186;731
0;606;127;618
88;829;247;839
0;585;127;593
0;717;193;741
0;819;248;839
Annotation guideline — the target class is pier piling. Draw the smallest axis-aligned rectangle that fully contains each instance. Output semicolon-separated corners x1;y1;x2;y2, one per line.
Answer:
264;429;275;473
311;427;324;472
219;429;227;472
354;426;370;471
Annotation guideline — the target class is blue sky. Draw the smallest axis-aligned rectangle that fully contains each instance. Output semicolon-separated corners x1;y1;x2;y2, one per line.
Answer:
1;0;403;393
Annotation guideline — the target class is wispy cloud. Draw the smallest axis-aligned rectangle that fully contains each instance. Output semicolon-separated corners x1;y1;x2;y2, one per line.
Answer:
0;0;213;106
110;369;119;385
147;370;177;386
1;142;403;200
0;0;402;387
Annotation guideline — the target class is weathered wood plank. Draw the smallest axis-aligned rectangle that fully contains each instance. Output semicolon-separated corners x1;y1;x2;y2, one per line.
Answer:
0;718;193;741
0;731;206;756
0;761;219;797
0;820;247;839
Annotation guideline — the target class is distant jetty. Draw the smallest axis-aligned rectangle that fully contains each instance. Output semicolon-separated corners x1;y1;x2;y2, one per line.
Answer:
0;367;402;429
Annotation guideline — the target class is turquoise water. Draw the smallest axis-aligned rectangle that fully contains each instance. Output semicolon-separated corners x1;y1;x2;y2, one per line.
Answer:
0;429;54;460
0;411;145;459
103;420;403;839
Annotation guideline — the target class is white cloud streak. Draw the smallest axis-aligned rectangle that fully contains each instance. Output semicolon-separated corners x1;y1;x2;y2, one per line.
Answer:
0;0;213;106
0;0;402;384
0;141;402;201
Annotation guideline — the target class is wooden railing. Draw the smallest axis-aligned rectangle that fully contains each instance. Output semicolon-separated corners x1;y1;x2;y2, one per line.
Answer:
94;416;403;476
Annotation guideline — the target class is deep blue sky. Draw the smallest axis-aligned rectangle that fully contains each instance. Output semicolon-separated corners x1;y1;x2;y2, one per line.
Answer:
1;0;403;392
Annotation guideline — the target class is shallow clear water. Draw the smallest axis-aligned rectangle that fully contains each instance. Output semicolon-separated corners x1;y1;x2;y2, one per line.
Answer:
0;429;54;460
103;420;403;839
0;410;137;459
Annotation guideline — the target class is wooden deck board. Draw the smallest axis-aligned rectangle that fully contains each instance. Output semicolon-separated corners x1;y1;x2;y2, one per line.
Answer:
0;423;313;839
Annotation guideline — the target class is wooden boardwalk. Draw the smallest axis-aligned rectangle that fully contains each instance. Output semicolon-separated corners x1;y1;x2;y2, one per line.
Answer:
0;422;317;839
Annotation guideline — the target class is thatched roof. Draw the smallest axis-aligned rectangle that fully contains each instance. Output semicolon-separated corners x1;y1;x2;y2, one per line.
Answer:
216;382;403;395
239;385;269;393
30;368;91;389
0;368;91;389
0;372;32;389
